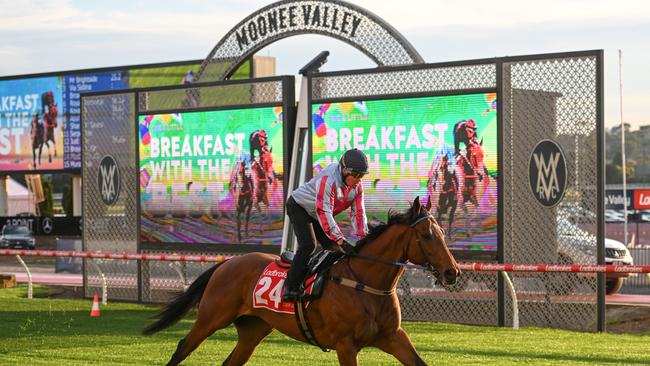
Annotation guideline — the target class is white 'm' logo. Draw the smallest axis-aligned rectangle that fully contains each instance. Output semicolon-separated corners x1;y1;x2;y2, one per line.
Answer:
533;152;561;201
100;163;117;202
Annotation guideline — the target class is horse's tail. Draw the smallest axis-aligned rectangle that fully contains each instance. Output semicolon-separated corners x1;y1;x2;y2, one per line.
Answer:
142;262;223;335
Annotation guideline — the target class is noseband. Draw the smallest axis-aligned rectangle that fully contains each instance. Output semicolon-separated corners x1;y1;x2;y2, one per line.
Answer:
405;213;441;279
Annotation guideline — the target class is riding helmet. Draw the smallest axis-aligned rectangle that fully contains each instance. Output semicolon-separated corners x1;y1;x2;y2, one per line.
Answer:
340;148;369;174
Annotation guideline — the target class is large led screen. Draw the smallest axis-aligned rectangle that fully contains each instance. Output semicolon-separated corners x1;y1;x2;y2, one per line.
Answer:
0;60;250;172
139;106;285;246
311;93;498;253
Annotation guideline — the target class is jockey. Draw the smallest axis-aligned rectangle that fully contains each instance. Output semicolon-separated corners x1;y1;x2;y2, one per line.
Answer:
249;129;269;159
453;119;478;156
282;148;369;302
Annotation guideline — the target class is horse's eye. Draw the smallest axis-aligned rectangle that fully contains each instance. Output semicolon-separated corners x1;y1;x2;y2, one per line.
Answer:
423;233;433;240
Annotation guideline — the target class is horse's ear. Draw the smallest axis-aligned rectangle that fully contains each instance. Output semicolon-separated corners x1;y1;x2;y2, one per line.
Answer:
413;196;421;212
425;196;432;211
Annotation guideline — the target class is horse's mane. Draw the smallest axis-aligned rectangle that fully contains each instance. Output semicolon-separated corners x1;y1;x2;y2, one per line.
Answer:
355;205;419;252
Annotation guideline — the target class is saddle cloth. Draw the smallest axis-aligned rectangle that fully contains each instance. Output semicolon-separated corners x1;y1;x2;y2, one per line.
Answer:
252;251;343;314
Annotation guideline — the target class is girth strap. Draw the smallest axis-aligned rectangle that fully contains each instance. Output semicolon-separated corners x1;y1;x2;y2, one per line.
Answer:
294;300;330;352
330;276;395;296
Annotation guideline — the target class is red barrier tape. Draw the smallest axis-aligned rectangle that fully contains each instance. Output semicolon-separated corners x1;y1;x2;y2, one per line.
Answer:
0;249;231;263
457;262;650;274
2;249;650;273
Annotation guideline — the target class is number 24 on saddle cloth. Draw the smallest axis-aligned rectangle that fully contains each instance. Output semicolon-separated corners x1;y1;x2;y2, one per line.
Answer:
252;260;318;314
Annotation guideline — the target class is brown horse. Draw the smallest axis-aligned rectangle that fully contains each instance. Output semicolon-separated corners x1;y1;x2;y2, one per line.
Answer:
143;196;460;366
229;160;254;242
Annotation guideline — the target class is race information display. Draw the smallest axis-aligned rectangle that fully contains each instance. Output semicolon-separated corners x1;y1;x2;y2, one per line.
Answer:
311;93;498;253
139;106;285;246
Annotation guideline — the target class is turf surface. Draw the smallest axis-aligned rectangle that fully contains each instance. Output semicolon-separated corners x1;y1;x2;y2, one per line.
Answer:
1;285;648;365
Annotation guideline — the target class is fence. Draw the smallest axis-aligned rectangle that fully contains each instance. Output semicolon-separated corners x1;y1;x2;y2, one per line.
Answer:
3;249;649;329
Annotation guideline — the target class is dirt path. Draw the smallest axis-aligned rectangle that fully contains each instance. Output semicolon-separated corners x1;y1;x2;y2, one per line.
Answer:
606;305;650;335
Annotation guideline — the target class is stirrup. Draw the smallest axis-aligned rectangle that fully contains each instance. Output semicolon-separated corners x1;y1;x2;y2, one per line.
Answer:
282;288;301;302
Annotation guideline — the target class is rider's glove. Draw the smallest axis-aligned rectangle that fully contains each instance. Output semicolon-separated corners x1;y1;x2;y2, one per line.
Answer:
341;240;357;255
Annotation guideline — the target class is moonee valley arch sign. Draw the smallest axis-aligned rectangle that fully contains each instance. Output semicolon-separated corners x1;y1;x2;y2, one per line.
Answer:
195;0;424;82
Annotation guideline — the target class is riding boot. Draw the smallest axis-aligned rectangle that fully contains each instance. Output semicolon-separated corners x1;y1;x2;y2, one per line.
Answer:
282;250;310;302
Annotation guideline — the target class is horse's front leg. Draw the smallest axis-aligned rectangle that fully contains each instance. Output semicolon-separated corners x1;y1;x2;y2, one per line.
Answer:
335;337;359;366
236;210;242;242
374;328;427;366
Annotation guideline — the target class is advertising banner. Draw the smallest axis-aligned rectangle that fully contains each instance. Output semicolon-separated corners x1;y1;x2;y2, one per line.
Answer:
311;93;498;253
139;106;284;246
604;189;633;210
633;189;650;210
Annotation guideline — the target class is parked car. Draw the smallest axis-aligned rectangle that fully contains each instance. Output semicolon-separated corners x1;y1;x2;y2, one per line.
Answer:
605;209;626;223
442;217;634;295
557;217;633;295
0;224;35;250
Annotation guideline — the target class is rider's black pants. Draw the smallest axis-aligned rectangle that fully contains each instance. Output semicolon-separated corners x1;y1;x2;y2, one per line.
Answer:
284;196;337;290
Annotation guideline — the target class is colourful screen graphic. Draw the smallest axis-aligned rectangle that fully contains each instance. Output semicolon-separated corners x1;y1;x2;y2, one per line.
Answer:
139;106;284;246
0;77;66;171
312;93;498;252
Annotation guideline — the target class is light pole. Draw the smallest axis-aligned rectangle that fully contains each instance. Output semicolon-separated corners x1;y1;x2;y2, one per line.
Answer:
619;49;628;245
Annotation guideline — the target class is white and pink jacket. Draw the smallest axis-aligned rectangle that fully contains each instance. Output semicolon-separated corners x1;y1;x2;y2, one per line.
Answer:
290;163;367;242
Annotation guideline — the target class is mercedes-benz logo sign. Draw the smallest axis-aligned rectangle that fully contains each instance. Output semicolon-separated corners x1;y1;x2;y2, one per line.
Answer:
98;155;120;205
529;139;567;207
42;217;53;234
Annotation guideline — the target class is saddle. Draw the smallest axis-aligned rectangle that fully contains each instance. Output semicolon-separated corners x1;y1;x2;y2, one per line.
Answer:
278;249;344;301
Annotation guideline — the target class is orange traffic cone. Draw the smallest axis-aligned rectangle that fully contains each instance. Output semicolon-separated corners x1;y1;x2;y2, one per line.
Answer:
90;295;101;317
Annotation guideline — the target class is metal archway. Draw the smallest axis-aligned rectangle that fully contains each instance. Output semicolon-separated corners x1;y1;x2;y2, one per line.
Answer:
195;0;423;81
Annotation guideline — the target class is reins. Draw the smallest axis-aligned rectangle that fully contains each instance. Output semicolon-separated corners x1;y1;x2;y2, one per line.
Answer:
330;213;441;296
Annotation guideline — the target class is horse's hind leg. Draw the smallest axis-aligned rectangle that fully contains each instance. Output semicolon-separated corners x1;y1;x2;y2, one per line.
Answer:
166;308;241;366
222;316;272;366
334;337;360;366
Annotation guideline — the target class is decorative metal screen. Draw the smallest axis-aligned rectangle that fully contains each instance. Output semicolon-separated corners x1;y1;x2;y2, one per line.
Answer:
81;92;139;301
501;54;601;330
310;64;497;99
81;78;291;303
195;0;423;82
309;51;602;331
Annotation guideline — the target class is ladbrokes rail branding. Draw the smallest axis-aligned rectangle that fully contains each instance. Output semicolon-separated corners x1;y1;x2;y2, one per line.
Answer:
234;2;364;51
529;139;567;207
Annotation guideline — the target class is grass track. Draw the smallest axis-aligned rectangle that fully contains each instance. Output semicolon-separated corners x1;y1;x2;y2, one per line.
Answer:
1;285;648;365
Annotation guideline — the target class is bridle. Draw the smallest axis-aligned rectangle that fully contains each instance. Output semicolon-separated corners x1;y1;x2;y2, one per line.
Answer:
332;213;443;295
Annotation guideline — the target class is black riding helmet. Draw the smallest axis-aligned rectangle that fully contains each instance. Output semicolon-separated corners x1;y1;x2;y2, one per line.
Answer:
340;148;369;175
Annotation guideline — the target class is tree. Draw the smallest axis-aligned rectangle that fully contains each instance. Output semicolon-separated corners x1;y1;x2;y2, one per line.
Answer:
38;180;53;217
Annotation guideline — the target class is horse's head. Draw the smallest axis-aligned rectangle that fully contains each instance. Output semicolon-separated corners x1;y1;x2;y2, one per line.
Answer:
406;196;460;286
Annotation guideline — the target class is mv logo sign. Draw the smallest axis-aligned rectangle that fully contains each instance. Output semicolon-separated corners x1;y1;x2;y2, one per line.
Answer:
528;140;567;207
98;155;120;206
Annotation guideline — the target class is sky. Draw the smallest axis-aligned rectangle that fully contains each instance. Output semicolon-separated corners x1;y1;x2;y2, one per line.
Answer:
1;0;648;129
